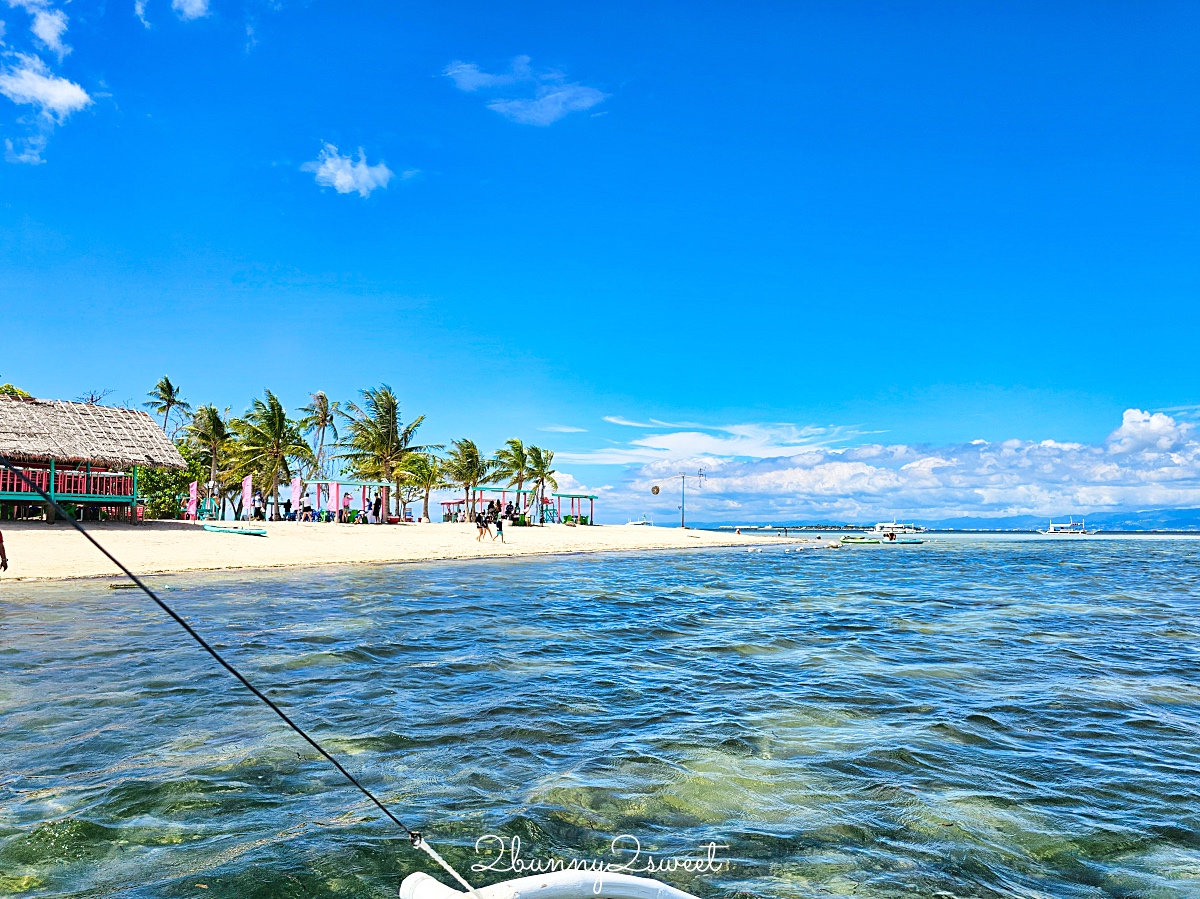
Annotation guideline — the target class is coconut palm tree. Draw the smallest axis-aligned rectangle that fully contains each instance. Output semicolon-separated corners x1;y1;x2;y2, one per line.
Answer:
144;376;192;434
443;438;493;517
337;385;431;518
493;438;531;512
186;404;229;509
227;391;314;520
298;391;339;479
526;446;558;524
399;453;447;522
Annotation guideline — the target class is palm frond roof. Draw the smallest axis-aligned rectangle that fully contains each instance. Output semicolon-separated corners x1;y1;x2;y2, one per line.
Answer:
0;395;187;469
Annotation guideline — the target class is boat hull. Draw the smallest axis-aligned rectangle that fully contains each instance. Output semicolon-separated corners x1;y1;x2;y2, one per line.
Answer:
400;870;701;899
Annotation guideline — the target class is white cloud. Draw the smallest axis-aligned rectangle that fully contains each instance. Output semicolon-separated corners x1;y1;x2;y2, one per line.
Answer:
134;0;150;28
5;0;70;57
0;53;91;121
558;408;1200;521
540;424;587;433
172;0;209;20
301;143;393;198
1107;408;1191;455
5;132;46;163
488;83;607;126
444;55;607;125
444;55;532;91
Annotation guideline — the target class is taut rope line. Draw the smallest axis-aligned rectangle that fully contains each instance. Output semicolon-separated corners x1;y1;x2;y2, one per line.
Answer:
0;455;483;899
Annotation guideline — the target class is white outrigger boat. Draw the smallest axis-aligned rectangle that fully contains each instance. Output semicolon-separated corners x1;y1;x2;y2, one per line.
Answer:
871;520;924;538
1038;518;1092;536
403;869;701;899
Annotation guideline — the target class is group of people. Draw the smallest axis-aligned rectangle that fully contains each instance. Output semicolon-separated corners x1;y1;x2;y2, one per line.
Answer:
474;500;510;543
248;488;388;524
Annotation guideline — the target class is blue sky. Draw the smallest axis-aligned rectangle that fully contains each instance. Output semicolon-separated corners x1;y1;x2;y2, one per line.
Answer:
3;1;1199;521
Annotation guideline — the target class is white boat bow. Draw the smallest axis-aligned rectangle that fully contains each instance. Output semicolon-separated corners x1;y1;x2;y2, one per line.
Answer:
401;870;701;899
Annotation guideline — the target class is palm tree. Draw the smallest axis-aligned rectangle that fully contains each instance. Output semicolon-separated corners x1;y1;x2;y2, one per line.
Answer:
144;376;191;434
227;391;314;520
337;385;431;518
443;439;493;517
186;404;229;509
399;453;447;522
527;446;558;524
298;391;339;479
493;438;531;513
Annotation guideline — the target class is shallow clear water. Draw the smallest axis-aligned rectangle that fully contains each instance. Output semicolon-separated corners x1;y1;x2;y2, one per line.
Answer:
3;539;1200;898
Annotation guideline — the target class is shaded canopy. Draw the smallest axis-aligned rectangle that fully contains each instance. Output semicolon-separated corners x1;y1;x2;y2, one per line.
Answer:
0;395;187;470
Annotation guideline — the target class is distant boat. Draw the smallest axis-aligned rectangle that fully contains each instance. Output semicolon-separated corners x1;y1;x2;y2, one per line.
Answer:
1038;518;1092;536
626;515;653;526
841;535;881;545
872;520;924;538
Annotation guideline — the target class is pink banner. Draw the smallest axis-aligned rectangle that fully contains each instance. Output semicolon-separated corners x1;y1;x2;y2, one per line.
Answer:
241;475;252;520
187;481;198;520
290;477;301;515
329;482;339;516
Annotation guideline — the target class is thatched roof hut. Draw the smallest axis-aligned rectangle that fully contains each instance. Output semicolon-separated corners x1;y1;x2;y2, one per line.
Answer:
0;395;186;470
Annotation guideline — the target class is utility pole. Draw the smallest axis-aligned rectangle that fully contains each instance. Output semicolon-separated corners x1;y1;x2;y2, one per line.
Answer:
674;469;706;528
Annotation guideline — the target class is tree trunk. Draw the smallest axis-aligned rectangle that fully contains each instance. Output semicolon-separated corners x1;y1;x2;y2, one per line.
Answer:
271;473;281;521
380;485;389;523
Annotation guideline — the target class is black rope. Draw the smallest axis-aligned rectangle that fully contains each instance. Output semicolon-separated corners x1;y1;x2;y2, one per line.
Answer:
0;456;420;843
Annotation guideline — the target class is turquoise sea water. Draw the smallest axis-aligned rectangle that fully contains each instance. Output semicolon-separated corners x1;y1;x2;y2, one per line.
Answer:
2;539;1200;898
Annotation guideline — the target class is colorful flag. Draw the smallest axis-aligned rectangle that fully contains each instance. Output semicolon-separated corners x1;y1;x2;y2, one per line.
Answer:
290;477;301;515
187;481;198;520
241;475;252;520
329;482;339;516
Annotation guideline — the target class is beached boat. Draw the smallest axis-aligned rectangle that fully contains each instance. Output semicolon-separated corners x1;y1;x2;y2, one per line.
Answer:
202;524;268;536
1038;518;1092;536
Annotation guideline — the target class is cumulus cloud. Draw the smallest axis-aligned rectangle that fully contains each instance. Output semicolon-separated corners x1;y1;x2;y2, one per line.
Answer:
302;143;393;198
5;0;70;57
172;0;209;20
1107;408;1191;455
444;54;607;125
565;409;1200;521
0;53;91;121
134;0;150;28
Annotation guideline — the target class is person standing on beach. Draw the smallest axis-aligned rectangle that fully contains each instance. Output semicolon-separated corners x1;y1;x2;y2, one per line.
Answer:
372;492;382;524
0;529;8;571
474;510;486;541
493;511;505;543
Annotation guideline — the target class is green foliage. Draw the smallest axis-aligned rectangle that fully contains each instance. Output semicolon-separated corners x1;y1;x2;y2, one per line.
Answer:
493;438;531;492
144;375;191;434
298;391;339;480
139;443;207;519
443;438;493;512
338;385;434;515
0;384;31;398
398;452;448;520
227;391;314;518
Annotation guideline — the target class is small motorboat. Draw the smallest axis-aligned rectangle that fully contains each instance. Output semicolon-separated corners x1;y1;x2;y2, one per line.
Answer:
841;535;880;545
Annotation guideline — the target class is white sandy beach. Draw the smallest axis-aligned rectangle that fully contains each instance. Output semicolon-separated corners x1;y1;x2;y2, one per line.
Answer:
0;520;812;581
